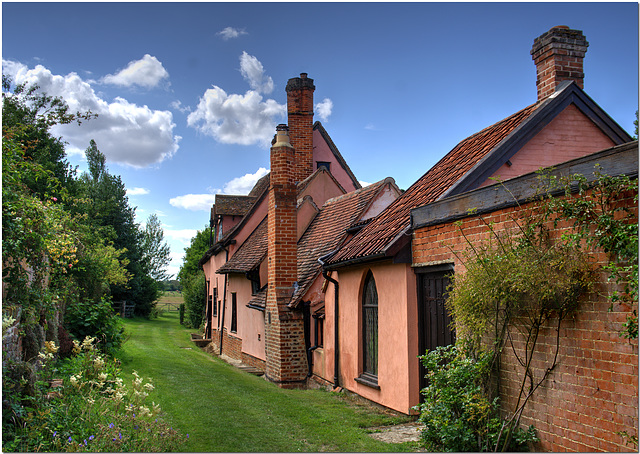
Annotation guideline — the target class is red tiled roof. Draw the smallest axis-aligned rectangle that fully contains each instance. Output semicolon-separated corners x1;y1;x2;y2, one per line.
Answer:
328;101;543;265
290;178;393;306
214;195;257;217
217;218;268;274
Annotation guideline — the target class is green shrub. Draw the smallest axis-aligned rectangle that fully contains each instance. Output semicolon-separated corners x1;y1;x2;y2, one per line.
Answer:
182;272;205;329
64;298;124;356
416;345;537;452
2;337;187;452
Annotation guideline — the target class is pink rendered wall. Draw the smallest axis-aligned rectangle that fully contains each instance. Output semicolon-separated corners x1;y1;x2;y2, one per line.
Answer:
204;251;229;333
227;274;265;361
319;262;419;414
298;170;345;209
228;199;268;259
313;129;359;192
481;104;616;187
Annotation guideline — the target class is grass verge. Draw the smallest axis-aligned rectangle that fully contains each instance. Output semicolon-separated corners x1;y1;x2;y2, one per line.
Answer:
117;311;417;452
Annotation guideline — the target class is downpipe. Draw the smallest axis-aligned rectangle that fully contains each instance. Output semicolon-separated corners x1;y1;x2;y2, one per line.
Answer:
318;251;340;389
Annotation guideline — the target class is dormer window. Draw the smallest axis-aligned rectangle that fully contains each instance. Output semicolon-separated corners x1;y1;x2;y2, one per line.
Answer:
317;161;331;172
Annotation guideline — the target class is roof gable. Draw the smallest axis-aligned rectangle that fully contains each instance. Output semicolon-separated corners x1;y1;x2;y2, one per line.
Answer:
327;82;632;267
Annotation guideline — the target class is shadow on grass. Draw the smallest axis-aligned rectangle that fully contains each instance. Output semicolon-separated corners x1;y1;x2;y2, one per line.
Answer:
117;310;419;452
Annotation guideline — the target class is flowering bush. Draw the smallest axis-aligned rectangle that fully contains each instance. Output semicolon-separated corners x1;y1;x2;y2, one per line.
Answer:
2;337;187;452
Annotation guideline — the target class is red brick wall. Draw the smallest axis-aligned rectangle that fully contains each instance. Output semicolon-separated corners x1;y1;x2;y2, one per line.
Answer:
265;129;308;386
412;188;638;452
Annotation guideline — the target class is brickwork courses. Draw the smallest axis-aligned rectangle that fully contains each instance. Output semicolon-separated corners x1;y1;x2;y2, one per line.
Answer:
412;167;638;451
265;125;309;386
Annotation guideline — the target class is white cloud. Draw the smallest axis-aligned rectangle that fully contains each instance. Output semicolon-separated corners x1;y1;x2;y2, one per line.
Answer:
170;167;269;212
315;98;333;122
187;85;285;147
170;100;190;113
2;60;180;168
187;53;285;147
165;229;199;244
102;54;169;89
240;52;274;94
127;187;150;196
169;194;217;211
222;167;269;195
217;27;248;40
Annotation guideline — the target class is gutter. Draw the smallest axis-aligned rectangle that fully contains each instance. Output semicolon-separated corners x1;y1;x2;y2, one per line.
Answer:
318;251;340;389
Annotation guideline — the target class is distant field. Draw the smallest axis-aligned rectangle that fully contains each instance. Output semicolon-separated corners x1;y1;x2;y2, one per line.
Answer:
156;291;183;310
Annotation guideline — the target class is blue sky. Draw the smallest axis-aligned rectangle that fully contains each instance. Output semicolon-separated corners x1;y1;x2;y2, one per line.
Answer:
3;2;638;279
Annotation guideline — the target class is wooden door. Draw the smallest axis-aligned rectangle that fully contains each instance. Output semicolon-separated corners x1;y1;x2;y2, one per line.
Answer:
418;270;455;394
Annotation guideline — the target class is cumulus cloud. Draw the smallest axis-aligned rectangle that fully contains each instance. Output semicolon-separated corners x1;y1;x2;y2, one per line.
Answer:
315;98;333;122
3;60;180;168
102;54;169;89
165;229;199;244
127;187;150;196
217;27;248;40
187;52;285;147
170;167;269;211
222;167;269;195
240;52;274;94
169;194;217;211
187;85;285;147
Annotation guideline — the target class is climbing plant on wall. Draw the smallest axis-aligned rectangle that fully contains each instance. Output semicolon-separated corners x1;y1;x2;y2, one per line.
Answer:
418;168;637;451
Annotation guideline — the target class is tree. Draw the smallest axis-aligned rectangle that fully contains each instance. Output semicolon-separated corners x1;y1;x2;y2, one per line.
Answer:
2;76;94;197
177;228;211;328
177;228;210;284
140;214;172;282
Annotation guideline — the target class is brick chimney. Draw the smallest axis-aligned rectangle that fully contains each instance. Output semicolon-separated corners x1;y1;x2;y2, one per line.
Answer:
286;73;315;183
531;26;589;101
265;124;308;387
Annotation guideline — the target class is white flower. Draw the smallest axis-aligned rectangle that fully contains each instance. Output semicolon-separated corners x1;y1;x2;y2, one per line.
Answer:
143;383;155;391
44;341;59;354
98;373;108;382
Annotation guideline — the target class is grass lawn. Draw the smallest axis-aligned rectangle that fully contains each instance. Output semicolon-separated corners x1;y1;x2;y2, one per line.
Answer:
117;312;418;452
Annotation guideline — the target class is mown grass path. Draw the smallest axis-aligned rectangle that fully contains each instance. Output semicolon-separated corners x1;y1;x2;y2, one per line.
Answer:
117;312;417;452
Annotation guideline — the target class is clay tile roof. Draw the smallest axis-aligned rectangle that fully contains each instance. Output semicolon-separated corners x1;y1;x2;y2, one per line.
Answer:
327;101;543;265
289;178;391;306
214;195;257;217
247;289;266;310
248;173;270;197
217;218;268;274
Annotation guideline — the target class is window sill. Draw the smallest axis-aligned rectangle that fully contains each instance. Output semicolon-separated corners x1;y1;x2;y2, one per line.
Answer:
355;373;380;390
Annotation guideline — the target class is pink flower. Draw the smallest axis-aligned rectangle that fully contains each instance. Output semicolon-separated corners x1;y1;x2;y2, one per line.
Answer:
52;197;58;202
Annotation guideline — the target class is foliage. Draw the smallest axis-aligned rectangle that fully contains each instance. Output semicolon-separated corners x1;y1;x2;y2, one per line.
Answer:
181;272;206;329
64;298;124;356
417;345;537;452
2;337;187;452
140;214;172;282
447;218;594;352
539;169;638;338
177;227;210;284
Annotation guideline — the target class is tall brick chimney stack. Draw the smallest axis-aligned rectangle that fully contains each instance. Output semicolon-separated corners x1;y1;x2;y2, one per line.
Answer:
531;26;589;101
286;73;315;183
265;124;307;387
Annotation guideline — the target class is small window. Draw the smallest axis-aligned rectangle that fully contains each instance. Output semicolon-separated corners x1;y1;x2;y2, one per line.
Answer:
317;161;331;172
231;292;237;333
212;288;218;317
316;318;324;347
